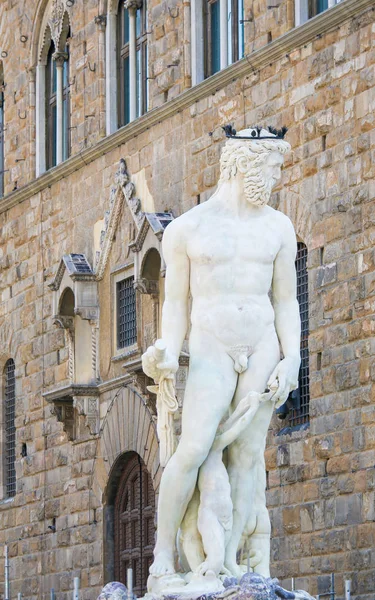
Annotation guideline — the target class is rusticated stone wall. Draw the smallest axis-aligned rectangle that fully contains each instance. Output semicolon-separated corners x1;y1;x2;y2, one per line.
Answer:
0;1;374;599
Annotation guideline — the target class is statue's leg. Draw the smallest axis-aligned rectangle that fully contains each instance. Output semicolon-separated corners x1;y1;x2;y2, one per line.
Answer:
224;331;280;578
246;457;271;576
150;332;237;577
196;505;227;576
179;486;205;572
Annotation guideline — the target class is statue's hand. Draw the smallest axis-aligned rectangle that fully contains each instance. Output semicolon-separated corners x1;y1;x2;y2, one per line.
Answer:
142;342;179;384
267;356;300;409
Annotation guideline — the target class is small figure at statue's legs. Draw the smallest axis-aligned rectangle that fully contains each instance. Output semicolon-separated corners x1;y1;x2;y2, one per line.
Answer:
225;332;280;578
196;390;272;577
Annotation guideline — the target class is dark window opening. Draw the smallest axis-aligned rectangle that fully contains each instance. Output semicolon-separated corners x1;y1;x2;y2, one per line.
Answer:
204;0;244;79
46;36;70;170
277;242;310;426
4;359;16;498
308;0;328;18
290;242;310;426
118;1;148;127
117;276;137;349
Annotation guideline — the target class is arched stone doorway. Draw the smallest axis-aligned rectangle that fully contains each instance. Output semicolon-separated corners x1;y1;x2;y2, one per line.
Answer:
114;452;155;595
91;386;161;588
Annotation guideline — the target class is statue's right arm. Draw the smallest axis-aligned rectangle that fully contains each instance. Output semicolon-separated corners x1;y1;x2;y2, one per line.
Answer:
160;219;190;363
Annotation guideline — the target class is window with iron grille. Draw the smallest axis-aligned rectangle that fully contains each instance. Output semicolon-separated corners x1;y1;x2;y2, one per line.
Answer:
4;359;16;497
289;242;309;426
117;276;137;349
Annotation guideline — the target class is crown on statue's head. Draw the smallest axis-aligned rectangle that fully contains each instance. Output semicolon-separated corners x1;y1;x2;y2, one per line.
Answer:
222;124;288;141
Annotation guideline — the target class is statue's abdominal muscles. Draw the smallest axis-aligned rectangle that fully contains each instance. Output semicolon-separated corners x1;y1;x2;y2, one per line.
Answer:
188;223;280;349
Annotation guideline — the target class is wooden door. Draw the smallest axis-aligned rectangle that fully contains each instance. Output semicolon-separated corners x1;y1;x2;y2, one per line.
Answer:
114;453;156;596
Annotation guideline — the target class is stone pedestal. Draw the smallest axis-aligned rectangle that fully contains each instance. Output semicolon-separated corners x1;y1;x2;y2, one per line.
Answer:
97;574;315;600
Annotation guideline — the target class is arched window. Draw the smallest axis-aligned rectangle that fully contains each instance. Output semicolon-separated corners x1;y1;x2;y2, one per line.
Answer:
4;359;16;498
45;37;70;170
277;242;310;426
36;5;71;176
114;453;155;595
117;0;148;128
202;0;244;79
0;62;4;198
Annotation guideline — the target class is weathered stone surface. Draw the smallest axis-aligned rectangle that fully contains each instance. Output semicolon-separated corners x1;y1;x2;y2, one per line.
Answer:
0;2;373;599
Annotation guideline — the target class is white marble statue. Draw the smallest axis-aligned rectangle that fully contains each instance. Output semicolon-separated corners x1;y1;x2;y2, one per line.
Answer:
142;126;301;594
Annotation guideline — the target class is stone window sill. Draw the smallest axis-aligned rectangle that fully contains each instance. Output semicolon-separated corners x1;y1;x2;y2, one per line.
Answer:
275;421;310;442
111;346;140;363
0;497;15;508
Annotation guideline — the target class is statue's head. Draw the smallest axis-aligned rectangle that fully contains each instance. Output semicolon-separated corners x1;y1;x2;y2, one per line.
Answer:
219;126;291;207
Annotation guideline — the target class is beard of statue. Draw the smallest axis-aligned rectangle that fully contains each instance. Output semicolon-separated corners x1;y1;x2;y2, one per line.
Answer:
243;168;274;207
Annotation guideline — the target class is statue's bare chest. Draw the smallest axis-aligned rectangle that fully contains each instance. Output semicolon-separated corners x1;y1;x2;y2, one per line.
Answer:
187;219;281;267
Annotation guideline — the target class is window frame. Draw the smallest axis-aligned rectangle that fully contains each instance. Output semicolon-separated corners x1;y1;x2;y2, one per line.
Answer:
203;0;244;79
4;359;16;499
112;268;139;359
295;0;341;26
117;1;148;128
46;44;57;170
45;38;71;171
288;242;310;427
62;43;71;163
203;0;221;78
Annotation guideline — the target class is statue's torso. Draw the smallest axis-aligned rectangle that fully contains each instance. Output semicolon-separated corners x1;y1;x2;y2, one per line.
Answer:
184;199;285;349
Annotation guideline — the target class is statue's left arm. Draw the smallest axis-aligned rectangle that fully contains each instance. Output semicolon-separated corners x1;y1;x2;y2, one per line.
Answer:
268;216;301;408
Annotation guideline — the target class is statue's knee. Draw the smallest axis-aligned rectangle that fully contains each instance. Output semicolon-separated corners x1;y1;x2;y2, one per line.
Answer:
177;442;208;470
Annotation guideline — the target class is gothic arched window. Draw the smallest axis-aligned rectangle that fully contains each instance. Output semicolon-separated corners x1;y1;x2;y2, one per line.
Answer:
46;37;70;170
4;359;16;498
36;6;71;176
118;0;148;128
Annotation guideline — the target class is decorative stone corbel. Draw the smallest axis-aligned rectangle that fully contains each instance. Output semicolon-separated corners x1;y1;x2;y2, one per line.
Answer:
73;395;99;435
44;384;99;439
134;278;159;296
94;14;107;30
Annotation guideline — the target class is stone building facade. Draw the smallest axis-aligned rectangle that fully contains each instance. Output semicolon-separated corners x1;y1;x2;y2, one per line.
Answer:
0;0;374;598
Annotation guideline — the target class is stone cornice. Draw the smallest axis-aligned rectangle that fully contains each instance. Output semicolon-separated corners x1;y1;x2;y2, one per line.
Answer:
97;374;132;393
43;384;100;402
0;0;373;215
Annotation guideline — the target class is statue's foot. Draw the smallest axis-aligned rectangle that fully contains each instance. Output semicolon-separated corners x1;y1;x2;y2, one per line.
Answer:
196;561;221;577
149;550;175;577
224;560;243;580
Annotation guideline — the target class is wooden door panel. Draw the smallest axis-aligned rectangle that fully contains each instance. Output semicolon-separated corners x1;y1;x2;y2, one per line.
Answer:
114;453;156;596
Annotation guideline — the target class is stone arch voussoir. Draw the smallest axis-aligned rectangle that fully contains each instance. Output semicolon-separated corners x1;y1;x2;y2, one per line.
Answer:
92;385;160;507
